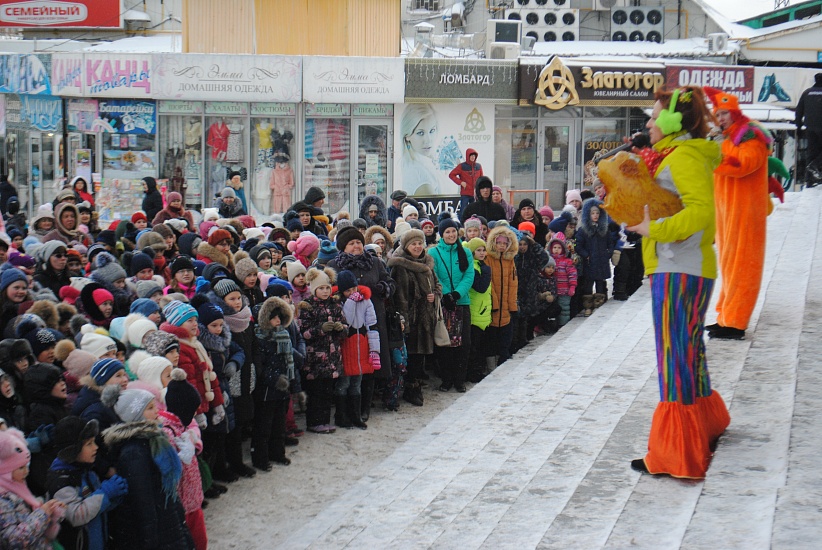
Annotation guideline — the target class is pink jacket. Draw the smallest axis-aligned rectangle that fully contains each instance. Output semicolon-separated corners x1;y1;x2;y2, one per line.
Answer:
159;410;203;514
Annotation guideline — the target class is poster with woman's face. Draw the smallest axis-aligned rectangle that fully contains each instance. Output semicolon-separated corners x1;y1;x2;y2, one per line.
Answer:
394;103;494;197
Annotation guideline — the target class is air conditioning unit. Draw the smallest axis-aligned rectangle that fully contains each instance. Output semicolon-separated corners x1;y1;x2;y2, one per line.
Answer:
488;19;522;44
593;0;627;11
508;8;579;42
486;42;520;60
610;6;664;43
707;32;729;52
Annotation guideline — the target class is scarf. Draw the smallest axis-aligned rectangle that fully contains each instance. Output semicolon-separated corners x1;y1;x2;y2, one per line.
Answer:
198;323;230;353
335;252;374;272
146;426;183;504
0;472;40;509
274;327;295;382
224;305;252;333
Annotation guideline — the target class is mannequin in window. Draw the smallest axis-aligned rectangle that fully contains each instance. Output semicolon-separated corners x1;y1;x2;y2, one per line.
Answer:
254;122;275;215
207;118;229;161
170;167;187;203
225;119;244;163
270;134;294;215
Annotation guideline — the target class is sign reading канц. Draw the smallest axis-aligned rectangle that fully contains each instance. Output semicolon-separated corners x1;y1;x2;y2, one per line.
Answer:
0;0;122;28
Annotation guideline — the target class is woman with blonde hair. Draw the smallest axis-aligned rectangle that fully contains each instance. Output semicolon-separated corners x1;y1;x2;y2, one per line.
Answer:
400;104;442;195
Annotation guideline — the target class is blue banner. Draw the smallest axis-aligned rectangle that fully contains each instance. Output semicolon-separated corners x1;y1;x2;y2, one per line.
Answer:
0;54;51;95
96;99;156;134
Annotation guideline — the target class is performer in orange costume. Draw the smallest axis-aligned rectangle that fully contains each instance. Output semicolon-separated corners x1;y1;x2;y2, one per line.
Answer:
705;88;772;340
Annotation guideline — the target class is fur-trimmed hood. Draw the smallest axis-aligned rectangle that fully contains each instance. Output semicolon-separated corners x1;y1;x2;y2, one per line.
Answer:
364;225;394;250
548;237;568;257
387;246;435;273
257;297;293;333
486;225;518;261
101;418;165;448
359;195;388;227
196;241;236;270
579;197;608;238
26;300;59;329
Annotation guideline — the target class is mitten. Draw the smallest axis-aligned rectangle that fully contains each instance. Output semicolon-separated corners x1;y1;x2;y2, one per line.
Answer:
441;293;455;310
175;434;196;465
297;391;308;411
611;250;621;266
321;321;336;333
450;291;461;302
195;413;207;430
26;424;53;452
224;361;239;379
333;321;346;332
99;475;129;500
349;291;363;302
211;404;225;425
540;291;554;303
195;277;211;293
369;351;381;371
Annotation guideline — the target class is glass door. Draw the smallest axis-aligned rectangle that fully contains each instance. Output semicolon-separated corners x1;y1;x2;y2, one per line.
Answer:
539;122;574;210
29;134;42;210
352;120;391;208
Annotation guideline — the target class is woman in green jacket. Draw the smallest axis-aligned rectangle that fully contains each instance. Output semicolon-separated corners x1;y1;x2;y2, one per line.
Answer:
465;237;491;383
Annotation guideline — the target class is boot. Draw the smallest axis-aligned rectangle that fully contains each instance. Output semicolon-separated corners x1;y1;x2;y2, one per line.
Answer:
593;293;606;309
582;295;594;317
612;280;628;301
334;395;353;428
403;382;424;406
360;375;374;423
486;356;497;373
349;395;368;430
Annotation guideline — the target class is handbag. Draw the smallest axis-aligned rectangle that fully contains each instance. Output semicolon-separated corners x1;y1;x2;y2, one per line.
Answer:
434;300;451;347
442;306;463;347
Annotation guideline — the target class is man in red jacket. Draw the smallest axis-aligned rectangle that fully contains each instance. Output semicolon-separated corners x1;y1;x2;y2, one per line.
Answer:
449;148;483;214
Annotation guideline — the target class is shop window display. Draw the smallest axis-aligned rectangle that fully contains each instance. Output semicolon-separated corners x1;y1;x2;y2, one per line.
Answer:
250;118;296;216
304;117;350;216
205;116;247;212
159;115;203;207
582;119;626;187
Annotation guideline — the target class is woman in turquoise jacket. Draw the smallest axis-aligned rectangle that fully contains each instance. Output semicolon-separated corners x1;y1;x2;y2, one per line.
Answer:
429;218;474;392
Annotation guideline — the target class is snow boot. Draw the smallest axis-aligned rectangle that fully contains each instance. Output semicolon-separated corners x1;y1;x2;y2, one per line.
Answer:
403;382;424;407
360;374;374;422
582;295;594;317
593;293;606;309
349;395;368;430
334;395;353;428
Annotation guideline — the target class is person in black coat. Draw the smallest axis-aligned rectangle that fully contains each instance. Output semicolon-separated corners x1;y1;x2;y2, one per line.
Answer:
511;198;549;247
141;177;164;223
33;241;71;299
0;174;17;215
459;176;507;224
24;362;68;495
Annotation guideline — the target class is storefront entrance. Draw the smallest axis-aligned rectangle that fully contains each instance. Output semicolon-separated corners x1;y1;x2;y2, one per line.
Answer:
539;121;574;210
352;118;391;208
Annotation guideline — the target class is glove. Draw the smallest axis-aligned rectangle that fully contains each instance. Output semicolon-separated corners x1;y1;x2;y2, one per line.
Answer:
349;291;363;302
211;405;225;425
99;475;129;500
333;322;346;332
195;413;207;430
441;293;456;310
369;351;382;371
175;434;196;465
224;361;239;379
321;321;336;333
611;250;621;266
450;291;460;303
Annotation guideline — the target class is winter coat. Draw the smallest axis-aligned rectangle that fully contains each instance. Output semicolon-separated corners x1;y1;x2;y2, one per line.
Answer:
516;237;551;317
216;197;244;219
328;252;395;380
42;203;90;247
159;411;203;515
449;148;483;197
548;238;578;297
0;491;58;550
0;177;16;215
387;204;402;230
486;225;519;327
142;182;163;222
33;265;71;299
151;206;194;232
253;297;296;401
71;386;120;432
498;198;516;222
297;295;346;380
198;323;243;432
102;421;191;550
511;210;549;247
469;258;492;330
460;195;507;224
796;80;822;130
160;323;224;415
575;198;616;282
359;195;388;228
387;247;441;355
195;241;235;272
340;286;379;377
430;239;474;306
47;458;114;550
24;363;67;432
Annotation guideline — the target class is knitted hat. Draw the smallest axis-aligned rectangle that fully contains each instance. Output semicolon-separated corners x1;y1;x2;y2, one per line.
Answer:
213;278;242;299
197;302;224;327
304;186;325;204
438;217;459;235
170;256;195;278
402;205;418;218
53;417;99;463
268;227;290;243
0;267;27;293
135;280;163;300
317;241;339;265
81;329;117;359
234;257;258;282
131;211;147;224
113;388;155;422
136;356;173;392
7;251;36;269
127;319;156;349
352;218;368;230
420;218;435;230
539;205;555;222
548;211;573;233
390;190;408;202
35;240;67;264
464;217;482;230
401;229;425;250
130;298;160;318
286;232;320;258
266;279;293;298
336;270;358;294
163;300;198;327
91;288;113;307
335;218;353;232
518;221;536;236
286;218;303;232
565;189;582;205
220;187;236;199
90;358;125;385
95;230;116;248
285;262;307;285
0;428;31;474
306;267;335;296
63;349;97;380
128;252;154;276
207;229;232;247
164;368;201;427
243;228;265;242
335;226;364;252
466;238;487;254
93;252;127;285
143;330;179;356
24;328;58;358
31;203;55;226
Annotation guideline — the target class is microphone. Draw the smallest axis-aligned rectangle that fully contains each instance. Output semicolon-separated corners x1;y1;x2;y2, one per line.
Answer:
594;132;650;164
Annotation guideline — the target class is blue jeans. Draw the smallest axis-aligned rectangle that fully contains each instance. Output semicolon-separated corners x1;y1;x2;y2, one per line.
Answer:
459;195;474;214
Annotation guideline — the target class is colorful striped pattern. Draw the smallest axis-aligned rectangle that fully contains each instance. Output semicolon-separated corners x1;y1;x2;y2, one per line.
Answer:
650;273;715;405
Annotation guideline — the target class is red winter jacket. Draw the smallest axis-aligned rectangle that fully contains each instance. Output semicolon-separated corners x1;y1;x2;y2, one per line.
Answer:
160;323;224;414
449;148;483;197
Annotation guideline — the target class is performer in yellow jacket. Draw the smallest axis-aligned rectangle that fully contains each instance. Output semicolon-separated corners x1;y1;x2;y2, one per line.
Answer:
704;87;772;340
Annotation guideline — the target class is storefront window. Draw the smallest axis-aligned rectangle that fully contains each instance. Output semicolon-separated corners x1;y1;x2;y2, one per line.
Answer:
158;101;204;209
204;102;249;213
582;118;627;187
249;104;297;217
304;104;351;216
495;118;538;196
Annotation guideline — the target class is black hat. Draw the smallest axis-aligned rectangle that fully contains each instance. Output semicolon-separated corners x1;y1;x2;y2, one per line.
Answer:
336;226;365;252
165;368;202;427
336;270;358;293
170;255;195;278
518;198;536;210
476;176;493;191
53;417;99;463
202;262;231;283
292;201;313;213
304;186;326;205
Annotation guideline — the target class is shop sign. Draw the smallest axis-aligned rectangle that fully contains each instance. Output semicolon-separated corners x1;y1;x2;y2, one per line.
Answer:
0;0;122;28
204;102;248;116
414;196;461;216
51;53;84;96
97;99;156;134
84;53;152;97
158;100;203;115
521;57;666;109
667;65;754;104
153;53;301;102
353;104;394;117
250;102;296;117
405;59;518;102
305;103;350;117
66;98;99;132
752;66;817;108
304;56;404;104
3;94;62;131
0;53;52;95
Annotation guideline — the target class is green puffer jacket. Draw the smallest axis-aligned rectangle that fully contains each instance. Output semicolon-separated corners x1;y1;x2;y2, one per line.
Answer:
469;258;492;330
